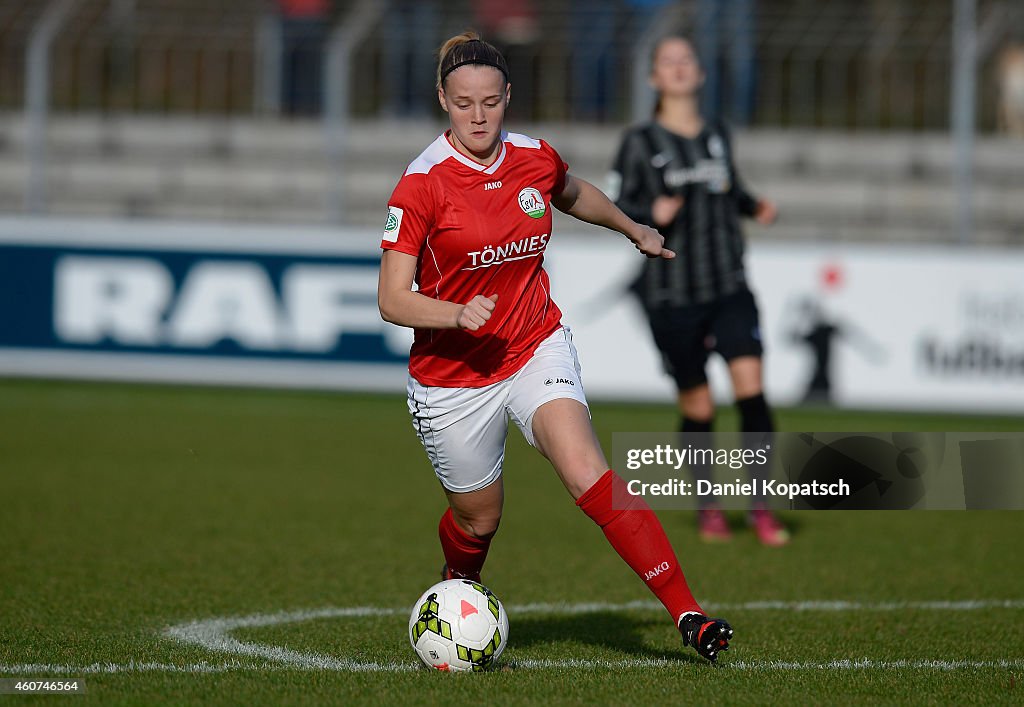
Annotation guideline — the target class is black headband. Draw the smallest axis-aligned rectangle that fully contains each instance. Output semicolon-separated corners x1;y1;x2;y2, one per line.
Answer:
441;55;509;84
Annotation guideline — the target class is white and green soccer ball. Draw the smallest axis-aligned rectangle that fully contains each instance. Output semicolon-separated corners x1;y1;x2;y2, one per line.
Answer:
408;579;508;672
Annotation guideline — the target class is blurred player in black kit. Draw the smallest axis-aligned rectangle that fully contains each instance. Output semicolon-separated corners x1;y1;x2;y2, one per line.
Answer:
609;35;789;546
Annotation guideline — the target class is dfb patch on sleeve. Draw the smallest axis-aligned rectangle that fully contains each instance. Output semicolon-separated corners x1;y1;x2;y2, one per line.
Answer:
383;206;404;242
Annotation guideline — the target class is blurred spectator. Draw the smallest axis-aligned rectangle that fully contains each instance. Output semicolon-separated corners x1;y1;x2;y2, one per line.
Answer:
384;0;440;118
628;0;672;37
277;0;331;116
997;42;1024;137
474;0;539;123
475;0;538;45
696;0;756;126
569;0;619;121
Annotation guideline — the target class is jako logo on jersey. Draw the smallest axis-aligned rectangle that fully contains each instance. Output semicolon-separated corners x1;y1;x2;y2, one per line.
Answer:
643;561;671;581
484;181;502;191
518;187;546;218
383;206;403;242
465;234;549;270
544;377;575;386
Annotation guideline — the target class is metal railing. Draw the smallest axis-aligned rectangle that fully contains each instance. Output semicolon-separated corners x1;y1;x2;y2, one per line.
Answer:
6;0;1023;237
2;0;1022;131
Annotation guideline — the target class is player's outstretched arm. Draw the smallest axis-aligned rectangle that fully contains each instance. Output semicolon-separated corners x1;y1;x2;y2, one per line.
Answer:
552;174;675;260
378;249;498;331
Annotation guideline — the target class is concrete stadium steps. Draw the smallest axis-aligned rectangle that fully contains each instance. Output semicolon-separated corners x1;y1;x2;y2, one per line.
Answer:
728;131;1024;184
1;156;1019;236
0;114;1021;242
4;116;1020;182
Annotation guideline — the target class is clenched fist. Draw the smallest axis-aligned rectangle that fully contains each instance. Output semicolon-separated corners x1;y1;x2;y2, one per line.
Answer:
456;294;499;331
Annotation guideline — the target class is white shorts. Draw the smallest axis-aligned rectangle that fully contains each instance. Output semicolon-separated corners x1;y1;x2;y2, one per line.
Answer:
407;325;590;493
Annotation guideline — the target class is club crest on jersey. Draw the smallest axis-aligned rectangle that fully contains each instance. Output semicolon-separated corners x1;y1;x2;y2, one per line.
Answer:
383;206;403;242
518;187;546;219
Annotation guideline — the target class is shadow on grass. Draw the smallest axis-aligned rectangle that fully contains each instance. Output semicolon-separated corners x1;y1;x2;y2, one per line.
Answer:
506;610;701;665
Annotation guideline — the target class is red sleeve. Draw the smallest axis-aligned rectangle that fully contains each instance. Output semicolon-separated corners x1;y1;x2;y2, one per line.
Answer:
381;172;436;256
540;139;569;197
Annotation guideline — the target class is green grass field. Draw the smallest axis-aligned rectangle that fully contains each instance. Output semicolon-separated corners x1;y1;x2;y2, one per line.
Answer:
1;378;1021;705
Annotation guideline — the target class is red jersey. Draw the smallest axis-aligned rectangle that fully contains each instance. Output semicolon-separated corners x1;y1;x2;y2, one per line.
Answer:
381;131;566;387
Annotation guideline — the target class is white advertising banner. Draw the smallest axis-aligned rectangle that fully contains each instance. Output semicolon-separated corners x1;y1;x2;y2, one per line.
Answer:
1;216;1021;413
546;235;1024;414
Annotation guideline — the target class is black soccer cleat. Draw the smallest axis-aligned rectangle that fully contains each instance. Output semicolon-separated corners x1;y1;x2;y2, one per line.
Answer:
678;612;733;663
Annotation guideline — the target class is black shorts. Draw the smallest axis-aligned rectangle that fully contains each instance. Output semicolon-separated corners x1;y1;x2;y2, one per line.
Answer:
645;288;764;390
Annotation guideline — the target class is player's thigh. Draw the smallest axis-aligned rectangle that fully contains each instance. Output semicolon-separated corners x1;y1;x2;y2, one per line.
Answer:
530;398;607;500
646;303;713;390
506;327;605;499
407;377;510;494
726;356;763;399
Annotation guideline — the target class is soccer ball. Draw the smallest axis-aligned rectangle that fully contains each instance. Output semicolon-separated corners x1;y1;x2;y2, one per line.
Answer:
408;579;509;672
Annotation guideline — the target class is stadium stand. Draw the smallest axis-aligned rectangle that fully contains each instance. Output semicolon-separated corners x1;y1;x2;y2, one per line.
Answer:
0;0;1020;242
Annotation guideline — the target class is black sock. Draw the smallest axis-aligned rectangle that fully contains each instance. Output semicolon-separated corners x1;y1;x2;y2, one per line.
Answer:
679;416;713;434
736;393;774;503
680;416;714;508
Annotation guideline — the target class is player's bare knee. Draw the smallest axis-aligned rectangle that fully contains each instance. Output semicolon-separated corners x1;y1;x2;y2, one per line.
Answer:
552;463;606;502
458;513;501;540
679;388;714;421
567;465;607;501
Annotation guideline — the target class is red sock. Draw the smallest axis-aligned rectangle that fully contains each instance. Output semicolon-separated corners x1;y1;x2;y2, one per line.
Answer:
438;508;491;582
577;470;703;623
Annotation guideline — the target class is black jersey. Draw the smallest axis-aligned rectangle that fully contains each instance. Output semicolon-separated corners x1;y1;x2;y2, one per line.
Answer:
610;120;759;307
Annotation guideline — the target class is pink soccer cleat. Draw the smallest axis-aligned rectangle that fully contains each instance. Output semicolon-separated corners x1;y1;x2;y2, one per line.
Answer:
749;505;791;547
698;506;732;543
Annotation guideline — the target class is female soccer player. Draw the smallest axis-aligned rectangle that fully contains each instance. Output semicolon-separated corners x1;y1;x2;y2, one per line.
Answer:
378;31;732;662
610;35;789;546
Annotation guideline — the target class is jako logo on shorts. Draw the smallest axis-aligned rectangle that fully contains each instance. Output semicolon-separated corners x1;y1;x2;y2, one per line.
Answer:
518;187;545;218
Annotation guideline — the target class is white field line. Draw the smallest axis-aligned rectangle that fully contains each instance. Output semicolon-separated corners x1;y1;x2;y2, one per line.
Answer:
3;659;1023;675
0;660;285;675
2;599;1022;676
